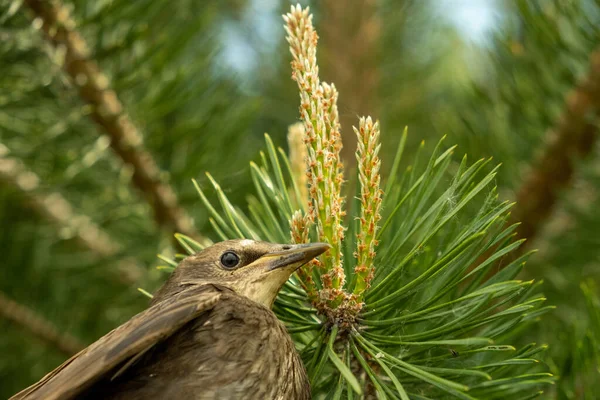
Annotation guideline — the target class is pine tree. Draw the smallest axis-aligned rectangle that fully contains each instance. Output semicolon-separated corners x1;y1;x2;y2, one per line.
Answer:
1;1;598;399
440;1;600;397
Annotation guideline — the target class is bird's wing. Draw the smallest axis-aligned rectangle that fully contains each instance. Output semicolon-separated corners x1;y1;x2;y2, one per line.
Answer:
10;285;221;400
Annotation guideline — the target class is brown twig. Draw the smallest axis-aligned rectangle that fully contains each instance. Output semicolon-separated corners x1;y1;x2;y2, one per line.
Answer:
509;49;600;250
321;0;380;166
0;290;85;356
22;0;200;241
0;147;144;284
473;50;600;279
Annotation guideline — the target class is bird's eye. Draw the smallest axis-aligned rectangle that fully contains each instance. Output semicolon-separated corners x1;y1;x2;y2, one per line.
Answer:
220;251;240;269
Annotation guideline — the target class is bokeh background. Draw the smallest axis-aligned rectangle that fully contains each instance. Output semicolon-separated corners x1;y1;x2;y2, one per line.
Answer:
1;0;598;398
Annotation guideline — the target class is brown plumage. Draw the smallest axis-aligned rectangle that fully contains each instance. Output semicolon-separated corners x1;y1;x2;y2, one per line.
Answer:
11;239;329;400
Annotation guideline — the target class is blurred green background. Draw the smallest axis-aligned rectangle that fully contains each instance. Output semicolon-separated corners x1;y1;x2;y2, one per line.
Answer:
0;0;598;398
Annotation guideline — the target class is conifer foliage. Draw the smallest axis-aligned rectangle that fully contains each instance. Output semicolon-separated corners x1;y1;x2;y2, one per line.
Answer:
178;6;553;398
1;1;599;399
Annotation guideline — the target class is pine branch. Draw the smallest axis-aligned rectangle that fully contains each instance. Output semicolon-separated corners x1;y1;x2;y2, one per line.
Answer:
321;0;380;165
22;0;201;241
184;7;551;397
510;49;600;250
0;147;144;284
0;290;84;356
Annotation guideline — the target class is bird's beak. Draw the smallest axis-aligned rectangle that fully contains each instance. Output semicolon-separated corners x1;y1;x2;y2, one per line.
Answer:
259;242;331;271
239;242;330;308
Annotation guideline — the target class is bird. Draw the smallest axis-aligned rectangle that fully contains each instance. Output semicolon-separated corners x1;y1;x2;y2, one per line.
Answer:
11;239;329;400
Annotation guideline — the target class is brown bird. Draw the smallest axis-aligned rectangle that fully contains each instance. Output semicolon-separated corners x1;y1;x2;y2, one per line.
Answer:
11;239;329;400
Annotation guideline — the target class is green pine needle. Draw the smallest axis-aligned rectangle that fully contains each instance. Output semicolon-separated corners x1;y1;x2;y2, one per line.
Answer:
170;133;552;398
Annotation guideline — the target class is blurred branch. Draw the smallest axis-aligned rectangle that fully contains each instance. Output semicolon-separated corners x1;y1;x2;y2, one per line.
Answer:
0;291;84;356
321;0;380;166
0;147;144;284
22;0;201;241
510;49;600;250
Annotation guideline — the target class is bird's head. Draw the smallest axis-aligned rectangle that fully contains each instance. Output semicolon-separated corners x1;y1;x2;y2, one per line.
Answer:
153;239;330;308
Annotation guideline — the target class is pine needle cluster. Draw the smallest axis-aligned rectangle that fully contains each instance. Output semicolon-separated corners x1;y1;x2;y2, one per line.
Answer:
164;5;553;399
